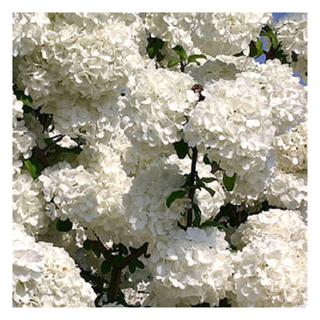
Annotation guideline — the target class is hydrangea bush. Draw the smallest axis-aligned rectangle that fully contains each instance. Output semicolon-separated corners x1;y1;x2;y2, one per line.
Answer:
12;12;308;307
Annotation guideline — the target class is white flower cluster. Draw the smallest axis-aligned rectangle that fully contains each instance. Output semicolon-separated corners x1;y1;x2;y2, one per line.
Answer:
266;168;307;217
191;13;272;56
38;143;132;241
230;209;307;307
120;67;198;147
141;13;272;58
13;13;145;106
237;59;307;135
275;121;307;173
12;93;36;173
13;172;47;236
184;77;276;178
146;228;233;307
13;223;96;307
273;13;307;82
12;12;307;308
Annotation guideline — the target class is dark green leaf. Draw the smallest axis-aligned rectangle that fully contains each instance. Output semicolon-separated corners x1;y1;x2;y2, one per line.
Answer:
91;242;102;258
111;255;126;266
200;177;217;183
83;239;92;250
14;89;33;106
118;243;129;256
129;246;138;254
167;57;181;68
24;156;43;179
147;36;165;60
172;45;188;60
101;260;112;274
56;218;73;232
203;186;216;197
203;154;211;165
200;220;226;230
187;54;207;63
135;259;145;270
261;25;278;49
193;204;201;227
173;139;189;159
129;261;136;273
255;38;264;58
223;172;237;191
166;190;186;208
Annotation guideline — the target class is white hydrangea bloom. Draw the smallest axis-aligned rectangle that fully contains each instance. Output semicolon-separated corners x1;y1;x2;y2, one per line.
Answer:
275;121;307;173
230;209;307;249
266;168;307;218
184;77;276;178
120;67;198;147
230;209;307;307
140;13;195;60
237;59;307;135
191;13;272;56
13;222;96;307
12;12;51;57
146;227;233;307
122;158;188;248
14;13;145;106
38;143;132;241
273;13;307;82
13;172;48;236
12;93;36;173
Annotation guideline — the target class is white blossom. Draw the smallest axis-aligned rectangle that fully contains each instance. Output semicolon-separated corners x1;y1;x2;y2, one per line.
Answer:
146;227;233;306
13;223;96;307
230;209;307;307
184;77;276;178
272;13;307;82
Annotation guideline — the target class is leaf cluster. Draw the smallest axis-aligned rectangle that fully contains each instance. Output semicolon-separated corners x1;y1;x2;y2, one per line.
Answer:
167;45;207;71
13;85;85;179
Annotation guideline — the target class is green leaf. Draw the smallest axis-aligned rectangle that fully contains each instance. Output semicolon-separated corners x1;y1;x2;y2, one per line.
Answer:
187;54;207;63
56;218;73;232
118;243;129;256
261;25;278;49
24;156;43;179
167;57;181;68
173;139;189;159
14;89;33;106
223;172;237;191
147;36;165;60
129;261;136;273
166;190;186;208
91;242;102;258
203;186;216;197
129;246;138;254
203;154;211;165
83;239;92;250
135;259;145;270
200;177;217;183
111;255;126;266
255;38;264;58
172;45;188;60
101;260;112;274
193;204;201;227
200;220;226;230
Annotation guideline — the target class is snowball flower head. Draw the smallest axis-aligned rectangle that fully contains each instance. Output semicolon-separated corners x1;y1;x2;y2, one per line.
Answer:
230;209;307;307
191;13;272;56
184;77;276;177
13;223;96;307
120;67;198;147
146;227;233;307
